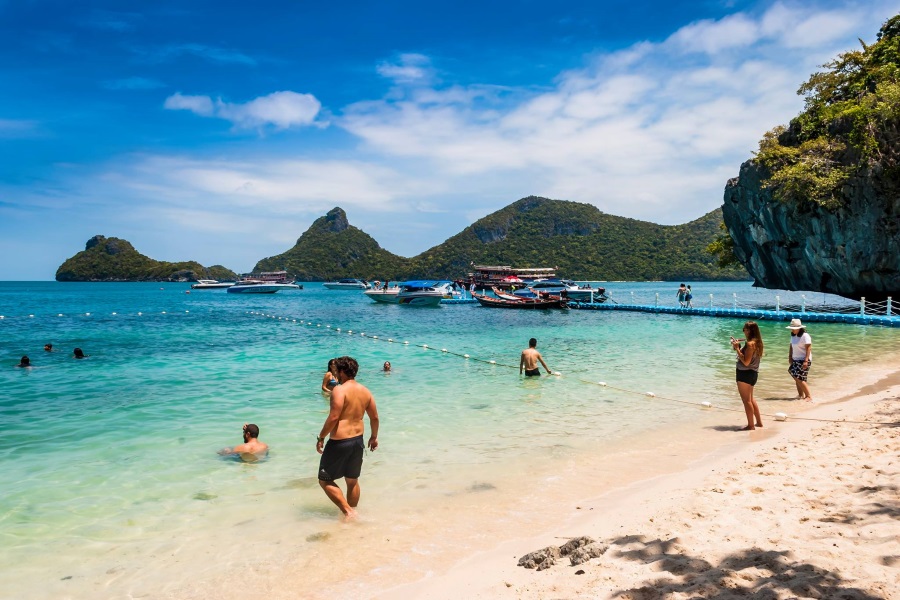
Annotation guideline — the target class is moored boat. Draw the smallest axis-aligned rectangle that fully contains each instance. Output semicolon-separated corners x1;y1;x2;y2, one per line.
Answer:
364;281;445;306
323;278;370;290
227;279;300;294
191;279;235;289
466;265;557;291
473;291;567;309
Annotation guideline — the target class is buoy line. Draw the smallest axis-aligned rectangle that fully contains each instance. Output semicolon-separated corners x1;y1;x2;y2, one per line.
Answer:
0;311;191;320
248;311;899;427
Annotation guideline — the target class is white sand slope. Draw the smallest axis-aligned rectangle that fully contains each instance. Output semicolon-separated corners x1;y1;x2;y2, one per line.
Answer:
385;381;899;600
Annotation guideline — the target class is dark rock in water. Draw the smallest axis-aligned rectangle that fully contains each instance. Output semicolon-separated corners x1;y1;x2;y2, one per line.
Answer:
193;492;217;501
467;482;496;492
306;531;331;542
723;160;899;300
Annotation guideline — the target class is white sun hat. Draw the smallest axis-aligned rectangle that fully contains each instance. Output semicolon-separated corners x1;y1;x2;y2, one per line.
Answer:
786;318;804;329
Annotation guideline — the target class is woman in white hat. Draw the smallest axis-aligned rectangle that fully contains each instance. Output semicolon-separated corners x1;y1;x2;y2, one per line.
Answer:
787;319;812;401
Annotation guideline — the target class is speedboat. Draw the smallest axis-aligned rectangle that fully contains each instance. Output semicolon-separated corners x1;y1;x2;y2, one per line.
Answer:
364;281;444;306
191;279;235;289
227;279;300;294
323;278;370;290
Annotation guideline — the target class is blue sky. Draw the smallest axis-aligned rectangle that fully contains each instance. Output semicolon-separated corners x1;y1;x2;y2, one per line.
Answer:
0;0;896;280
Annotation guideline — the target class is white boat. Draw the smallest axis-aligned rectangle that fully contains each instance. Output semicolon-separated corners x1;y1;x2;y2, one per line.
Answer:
363;281;445;306
191;279;235;289
227;280;300;294
323;278;370;290
363;287;401;303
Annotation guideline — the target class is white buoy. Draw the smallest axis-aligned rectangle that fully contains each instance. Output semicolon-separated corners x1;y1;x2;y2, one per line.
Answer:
58;314;63;317
185;310;189;313
774;412;788;421
489;360;496;364
162;311;167;314
422;344;428;348
598;382;607;386
336;328;341;332
326;325;331;328
645;392;656;397
388;339;393;342
348;330;353;334
441;348;447;352
553;371;561;376
29;314;34;318
317;324;321;327
112;312;117;315
361;333;365;336
464;354;470;358
403;341;409;345
85;312;90;316
0;316;4;319
138;312;142;316
372;335;378;339
701;401;713;409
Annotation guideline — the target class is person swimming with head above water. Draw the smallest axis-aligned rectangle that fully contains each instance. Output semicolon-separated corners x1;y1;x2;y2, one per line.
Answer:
73;348;88;359
218;423;269;462
17;356;31;368
383;361;391;372
322;358;339;393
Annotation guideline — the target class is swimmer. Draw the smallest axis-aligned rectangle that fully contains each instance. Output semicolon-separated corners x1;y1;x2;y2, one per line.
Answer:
17;356;31;368
520;338;551;377
73;348;88;359
219;423;269;461
322;358;339;393
44;344;53;352
383;361;391;372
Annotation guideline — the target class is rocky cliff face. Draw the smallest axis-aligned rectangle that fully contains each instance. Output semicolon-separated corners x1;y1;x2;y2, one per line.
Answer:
723;160;899;300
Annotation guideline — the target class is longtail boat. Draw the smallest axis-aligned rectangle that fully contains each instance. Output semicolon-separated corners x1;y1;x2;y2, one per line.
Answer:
473;291;567;309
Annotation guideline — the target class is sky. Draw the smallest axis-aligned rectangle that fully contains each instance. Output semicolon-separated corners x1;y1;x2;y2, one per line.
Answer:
1;0;897;280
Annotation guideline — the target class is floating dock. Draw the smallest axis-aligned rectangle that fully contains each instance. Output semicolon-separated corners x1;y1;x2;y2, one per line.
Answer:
567;301;900;327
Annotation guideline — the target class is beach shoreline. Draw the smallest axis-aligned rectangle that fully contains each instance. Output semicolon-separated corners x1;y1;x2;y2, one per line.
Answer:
376;358;900;599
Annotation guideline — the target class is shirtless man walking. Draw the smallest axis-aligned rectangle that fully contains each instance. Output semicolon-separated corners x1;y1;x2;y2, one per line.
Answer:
316;356;380;519
520;338;552;377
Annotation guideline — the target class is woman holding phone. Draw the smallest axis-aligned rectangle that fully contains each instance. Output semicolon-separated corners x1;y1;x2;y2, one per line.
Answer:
732;321;764;431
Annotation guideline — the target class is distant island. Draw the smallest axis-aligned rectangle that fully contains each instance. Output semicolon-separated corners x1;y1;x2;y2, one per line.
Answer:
254;197;748;282
56;235;237;282
56;198;749;283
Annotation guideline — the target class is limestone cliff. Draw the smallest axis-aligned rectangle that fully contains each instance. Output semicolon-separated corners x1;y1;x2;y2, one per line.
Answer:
723;162;899;300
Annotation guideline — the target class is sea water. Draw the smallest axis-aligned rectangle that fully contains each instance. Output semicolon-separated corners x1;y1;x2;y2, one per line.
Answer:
0;281;896;599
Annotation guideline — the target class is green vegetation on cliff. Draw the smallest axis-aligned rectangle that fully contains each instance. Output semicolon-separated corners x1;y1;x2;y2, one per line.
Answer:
257;199;748;282
56;235;237;282
254;208;411;279
754;14;900;209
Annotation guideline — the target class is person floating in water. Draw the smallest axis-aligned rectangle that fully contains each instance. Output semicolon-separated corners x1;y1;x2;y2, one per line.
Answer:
219;423;269;461
17;356;31;368
73;348;88;359
44;344;53;352
322;358;339;393
383;361;391;372
520;338;552;377
316;356;379;520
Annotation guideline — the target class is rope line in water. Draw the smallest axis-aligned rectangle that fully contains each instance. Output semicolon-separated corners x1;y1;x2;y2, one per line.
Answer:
249;311;899;427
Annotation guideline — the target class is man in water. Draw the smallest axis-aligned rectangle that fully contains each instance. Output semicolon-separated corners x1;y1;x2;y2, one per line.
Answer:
219;423;269;461
383;361;391;372
520;338;552;377
44;344;53;352
316;356;379;519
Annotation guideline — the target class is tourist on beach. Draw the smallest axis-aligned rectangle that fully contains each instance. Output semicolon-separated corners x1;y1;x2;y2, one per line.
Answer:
316;356;379;519
322;358;339;393
787;319;813;401
17;356;31;368
732;321;764;430
44;343;53;352
520;338;551;377
676;283;687;307
219;423;269;461
383;361;391;372
685;285;693;307
73;348;87;359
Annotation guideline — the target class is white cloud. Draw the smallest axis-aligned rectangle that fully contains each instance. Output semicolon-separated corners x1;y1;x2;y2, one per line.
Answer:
163;91;321;129
164;92;214;116
377;53;433;83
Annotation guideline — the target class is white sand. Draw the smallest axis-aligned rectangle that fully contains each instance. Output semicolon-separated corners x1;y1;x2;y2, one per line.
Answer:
378;364;900;599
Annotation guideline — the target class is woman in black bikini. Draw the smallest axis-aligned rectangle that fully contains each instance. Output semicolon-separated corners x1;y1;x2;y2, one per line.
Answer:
732;321;764;431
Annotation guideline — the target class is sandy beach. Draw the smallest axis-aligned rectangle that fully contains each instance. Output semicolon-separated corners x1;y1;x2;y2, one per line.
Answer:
378;360;900;600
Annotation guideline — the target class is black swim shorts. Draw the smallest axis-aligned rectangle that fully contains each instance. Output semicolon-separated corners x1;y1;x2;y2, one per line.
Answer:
318;435;364;481
735;368;758;386
524;368;541;377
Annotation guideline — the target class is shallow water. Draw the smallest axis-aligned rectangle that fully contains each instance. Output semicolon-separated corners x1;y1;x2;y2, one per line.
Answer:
0;281;896;598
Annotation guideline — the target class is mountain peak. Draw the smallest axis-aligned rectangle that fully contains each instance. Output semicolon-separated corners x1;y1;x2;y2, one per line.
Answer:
320;207;349;233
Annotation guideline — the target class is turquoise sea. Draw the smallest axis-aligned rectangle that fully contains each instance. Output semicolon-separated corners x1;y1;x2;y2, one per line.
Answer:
1;281;896;599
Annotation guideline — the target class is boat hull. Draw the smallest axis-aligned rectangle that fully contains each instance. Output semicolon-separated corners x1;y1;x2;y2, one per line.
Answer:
473;293;567;309
397;293;442;306
323;280;369;290
364;290;401;303
227;283;299;294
